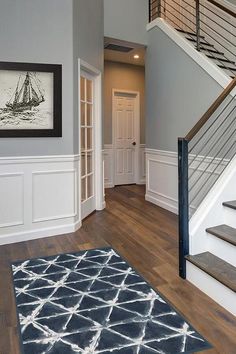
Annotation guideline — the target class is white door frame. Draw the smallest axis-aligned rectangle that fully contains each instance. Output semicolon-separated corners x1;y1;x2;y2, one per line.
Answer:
78;59;105;221
112;89;140;185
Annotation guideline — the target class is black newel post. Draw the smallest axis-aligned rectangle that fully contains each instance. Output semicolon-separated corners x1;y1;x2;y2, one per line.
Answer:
178;138;189;279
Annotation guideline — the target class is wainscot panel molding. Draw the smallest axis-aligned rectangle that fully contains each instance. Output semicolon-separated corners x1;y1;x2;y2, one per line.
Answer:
104;144;114;188
145;148;178;214
145;148;230;215
103;144;146;188
0;155;81;245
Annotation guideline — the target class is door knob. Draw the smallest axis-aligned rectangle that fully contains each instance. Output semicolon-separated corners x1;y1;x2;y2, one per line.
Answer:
132;142;136;146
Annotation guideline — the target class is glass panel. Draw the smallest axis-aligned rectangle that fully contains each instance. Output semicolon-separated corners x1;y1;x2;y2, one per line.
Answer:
87;128;93;150
81;177;86;202
87;174;93;199
81;153;86;177
81;128;86;152
80;76;85;101
87;152;93;174
87;104;92;126
81;102;86;126
86;79;92;103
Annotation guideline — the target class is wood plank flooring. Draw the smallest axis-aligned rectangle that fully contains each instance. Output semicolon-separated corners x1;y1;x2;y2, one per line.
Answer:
0;185;236;354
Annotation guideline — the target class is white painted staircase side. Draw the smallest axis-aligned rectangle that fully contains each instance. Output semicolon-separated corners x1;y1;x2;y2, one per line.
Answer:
186;154;236;316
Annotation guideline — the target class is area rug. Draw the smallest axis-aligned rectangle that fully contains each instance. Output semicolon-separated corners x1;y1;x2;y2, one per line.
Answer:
12;247;211;354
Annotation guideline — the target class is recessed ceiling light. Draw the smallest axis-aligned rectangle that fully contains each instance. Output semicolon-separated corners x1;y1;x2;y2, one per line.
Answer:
134;54;139;59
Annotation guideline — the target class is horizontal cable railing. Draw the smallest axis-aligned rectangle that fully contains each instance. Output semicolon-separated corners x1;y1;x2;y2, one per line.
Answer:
178;76;236;278
149;0;236;76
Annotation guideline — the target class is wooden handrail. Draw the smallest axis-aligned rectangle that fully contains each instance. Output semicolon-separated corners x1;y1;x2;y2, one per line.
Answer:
206;0;236;18
185;77;236;141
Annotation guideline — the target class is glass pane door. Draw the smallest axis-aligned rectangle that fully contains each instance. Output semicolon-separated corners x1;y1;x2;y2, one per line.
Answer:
80;74;95;219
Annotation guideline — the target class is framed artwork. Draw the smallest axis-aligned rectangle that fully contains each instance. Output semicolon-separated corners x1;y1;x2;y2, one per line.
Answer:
0;61;62;137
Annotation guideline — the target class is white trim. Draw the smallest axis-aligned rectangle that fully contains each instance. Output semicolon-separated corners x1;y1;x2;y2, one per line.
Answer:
104;144;114;188
145;148;229;214
0;155;79;164
112;89;141;185
0;154;81;245
186;261;236;316
147;18;235;93
0;220;82;246
78;59;104;219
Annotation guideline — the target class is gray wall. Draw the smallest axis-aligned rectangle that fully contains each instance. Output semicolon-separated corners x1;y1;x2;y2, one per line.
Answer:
104;0;149;45
73;0;104;154
0;0;104;157
104;61;145;145
0;0;74;157
146;26;224;152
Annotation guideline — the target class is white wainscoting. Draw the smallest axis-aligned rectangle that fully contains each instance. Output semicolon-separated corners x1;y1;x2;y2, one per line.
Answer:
103;144;146;188
145;149;178;214
145;148;229;214
139;144;146;185
104;145;114;188
0;155;81;245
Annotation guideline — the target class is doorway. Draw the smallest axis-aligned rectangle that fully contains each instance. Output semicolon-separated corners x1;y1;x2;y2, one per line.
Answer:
112;90;140;186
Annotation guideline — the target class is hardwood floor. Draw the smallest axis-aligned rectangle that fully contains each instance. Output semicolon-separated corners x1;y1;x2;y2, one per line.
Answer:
0;185;236;354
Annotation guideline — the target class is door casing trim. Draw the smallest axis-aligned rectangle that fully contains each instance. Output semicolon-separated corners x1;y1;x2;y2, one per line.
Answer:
78;59;105;222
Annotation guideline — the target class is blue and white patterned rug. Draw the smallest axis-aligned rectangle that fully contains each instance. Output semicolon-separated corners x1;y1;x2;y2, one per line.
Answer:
12;247;211;354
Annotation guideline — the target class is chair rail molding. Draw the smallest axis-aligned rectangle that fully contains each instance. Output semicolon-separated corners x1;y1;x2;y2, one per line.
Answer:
0;154;81;245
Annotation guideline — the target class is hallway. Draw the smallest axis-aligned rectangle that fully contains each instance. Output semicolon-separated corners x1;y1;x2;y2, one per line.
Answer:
0;185;236;354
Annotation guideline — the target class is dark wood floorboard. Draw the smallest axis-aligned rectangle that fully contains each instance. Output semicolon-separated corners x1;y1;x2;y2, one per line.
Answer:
0;185;236;354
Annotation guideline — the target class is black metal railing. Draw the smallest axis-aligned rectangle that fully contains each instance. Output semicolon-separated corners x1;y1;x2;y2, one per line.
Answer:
178;77;236;278
149;0;236;76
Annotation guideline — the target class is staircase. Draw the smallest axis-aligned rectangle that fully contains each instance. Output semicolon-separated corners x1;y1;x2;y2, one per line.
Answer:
149;0;236;315
176;29;236;78
187;200;236;294
149;0;236;79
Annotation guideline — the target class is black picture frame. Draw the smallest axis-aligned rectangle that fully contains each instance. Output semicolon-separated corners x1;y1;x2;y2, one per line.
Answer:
0;61;62;137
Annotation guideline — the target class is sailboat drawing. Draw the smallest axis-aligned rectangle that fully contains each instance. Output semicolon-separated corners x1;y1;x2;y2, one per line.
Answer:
6;72;45;112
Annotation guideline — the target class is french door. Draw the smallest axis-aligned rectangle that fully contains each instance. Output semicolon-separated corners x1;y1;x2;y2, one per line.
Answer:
80;72;95;219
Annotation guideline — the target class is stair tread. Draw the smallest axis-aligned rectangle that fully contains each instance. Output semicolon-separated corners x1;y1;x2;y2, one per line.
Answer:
223;200;236;210
186;252;236;292
218;64;236;71
199;47;224;55
176;28;205;38
187;38;214;46
206;224;236;246
206;55;235;65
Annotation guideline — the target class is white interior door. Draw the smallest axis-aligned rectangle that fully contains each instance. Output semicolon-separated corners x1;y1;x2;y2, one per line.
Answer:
80;72;95;219
113;92;138;185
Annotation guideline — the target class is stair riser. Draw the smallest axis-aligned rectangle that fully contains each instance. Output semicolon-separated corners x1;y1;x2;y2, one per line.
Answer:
207;234;236;267
186;261;236;316
223;207;236;229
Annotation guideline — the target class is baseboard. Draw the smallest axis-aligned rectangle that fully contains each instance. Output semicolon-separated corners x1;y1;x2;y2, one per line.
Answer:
0;220;82;246
145;193;178;214
104;182;115;189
